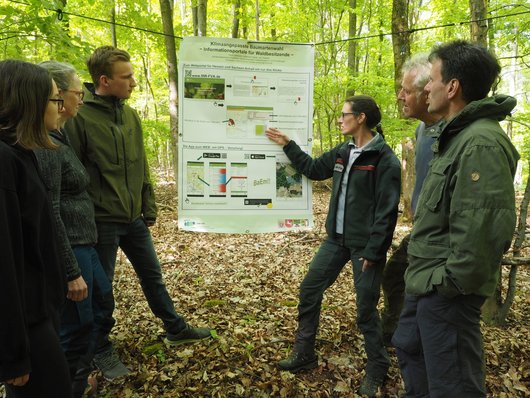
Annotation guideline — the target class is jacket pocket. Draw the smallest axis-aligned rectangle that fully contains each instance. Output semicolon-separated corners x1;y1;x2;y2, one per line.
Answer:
423;158;452;212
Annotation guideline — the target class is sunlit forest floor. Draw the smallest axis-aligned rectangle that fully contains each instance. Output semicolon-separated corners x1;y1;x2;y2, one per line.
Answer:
86;174;529;398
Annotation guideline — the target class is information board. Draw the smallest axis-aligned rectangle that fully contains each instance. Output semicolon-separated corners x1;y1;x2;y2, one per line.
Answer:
178;37;314;233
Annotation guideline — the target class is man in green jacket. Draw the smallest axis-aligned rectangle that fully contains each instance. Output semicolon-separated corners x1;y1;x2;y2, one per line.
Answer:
66;46;211;380
393;40;520;397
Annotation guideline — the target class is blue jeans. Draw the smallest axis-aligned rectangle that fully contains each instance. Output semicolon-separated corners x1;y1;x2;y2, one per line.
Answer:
294;236;390;378
393;293;486;397
60;246;114;398
95;218;187;347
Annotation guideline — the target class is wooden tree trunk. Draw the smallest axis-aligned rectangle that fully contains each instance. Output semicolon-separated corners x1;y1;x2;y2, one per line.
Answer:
401;137;415;222
192;1;198;36
255;0;260;40
391;0;410;96
347;0;357;77
159;0;179;183
110;0;117;47
483;161;530;325
197;0;207;36
141;55;158;120
270;11;276;40
231;0;241;38
469;0;488;47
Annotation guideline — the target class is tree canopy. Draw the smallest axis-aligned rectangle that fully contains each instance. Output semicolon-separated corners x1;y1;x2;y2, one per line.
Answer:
1;0;528;175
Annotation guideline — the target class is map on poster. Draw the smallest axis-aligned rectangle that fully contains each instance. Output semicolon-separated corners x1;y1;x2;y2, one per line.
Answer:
177;37;314;233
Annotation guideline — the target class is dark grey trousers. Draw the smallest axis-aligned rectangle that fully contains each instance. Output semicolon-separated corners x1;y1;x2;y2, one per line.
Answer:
294;236;390;378
381;233;410;336
393;293;487;398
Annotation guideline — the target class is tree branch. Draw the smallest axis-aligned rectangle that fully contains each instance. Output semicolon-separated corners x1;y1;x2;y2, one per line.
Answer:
501;257;530;266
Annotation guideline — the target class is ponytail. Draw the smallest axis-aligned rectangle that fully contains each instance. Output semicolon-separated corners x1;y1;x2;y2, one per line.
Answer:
375;123;385;139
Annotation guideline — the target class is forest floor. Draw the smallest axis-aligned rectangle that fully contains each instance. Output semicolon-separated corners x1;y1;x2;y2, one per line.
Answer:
94;178;529;398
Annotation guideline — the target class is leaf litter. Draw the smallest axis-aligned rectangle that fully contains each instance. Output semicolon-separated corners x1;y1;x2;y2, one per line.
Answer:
91;179;529;397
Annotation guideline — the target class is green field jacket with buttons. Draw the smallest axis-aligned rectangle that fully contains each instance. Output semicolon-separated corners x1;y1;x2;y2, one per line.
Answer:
283;133;401;262
406;95;520;298
64;83;157;224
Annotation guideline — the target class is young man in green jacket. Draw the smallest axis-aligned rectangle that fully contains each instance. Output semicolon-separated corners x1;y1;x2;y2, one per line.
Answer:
65;46;211;380
393;40;520;397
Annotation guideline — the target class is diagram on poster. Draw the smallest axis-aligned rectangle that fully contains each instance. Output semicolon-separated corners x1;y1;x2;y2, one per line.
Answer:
178;37;314;233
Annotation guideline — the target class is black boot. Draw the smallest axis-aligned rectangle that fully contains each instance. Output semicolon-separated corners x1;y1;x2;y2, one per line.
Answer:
277;350;317;372
358;373;386;397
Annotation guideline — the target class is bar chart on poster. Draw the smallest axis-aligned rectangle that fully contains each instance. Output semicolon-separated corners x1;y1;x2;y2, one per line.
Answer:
177;37;315;233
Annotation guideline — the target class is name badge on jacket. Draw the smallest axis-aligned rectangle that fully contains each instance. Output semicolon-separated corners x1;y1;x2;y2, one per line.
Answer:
334;158;344;173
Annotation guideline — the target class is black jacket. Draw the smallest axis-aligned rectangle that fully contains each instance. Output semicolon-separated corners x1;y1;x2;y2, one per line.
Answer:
0;139;66;381
284;134;401;261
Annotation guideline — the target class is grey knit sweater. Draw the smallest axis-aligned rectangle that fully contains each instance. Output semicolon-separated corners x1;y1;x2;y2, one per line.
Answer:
34;129;98;281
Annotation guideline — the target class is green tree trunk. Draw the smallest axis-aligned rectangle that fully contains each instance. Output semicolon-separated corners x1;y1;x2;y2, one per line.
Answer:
159;0;179;183
231;0;241;38
391;0;410;96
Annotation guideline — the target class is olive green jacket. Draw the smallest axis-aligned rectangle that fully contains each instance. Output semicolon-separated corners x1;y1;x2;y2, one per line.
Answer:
65;83;157;224
406;95;519;298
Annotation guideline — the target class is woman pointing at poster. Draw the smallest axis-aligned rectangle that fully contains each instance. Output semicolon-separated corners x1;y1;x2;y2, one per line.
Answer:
266;95;401;397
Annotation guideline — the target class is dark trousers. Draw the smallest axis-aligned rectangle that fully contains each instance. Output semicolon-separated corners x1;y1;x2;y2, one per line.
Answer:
95;218;187;353
60;246;114;398
5;319;71;398
393;293;487;398
295;236;390;378
381;234;410;336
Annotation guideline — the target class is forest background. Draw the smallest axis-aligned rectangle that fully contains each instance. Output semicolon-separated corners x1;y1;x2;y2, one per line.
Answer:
1;0;529;397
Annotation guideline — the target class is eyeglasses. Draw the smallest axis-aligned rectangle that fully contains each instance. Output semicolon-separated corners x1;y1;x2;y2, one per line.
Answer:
340;112;357;119
62;89;84;100
49;98;65;111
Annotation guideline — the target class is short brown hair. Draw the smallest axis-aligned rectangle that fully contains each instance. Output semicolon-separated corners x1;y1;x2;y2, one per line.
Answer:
87;46;131;88
0;60;56;149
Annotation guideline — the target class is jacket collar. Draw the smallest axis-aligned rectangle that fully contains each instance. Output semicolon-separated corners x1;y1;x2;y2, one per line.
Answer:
435;94;516;152
83;82;124;109
339;132;384;160
82;82;125;124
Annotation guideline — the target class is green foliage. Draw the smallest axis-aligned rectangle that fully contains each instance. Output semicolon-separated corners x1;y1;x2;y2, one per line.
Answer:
142;119;172;168
0;0;528;166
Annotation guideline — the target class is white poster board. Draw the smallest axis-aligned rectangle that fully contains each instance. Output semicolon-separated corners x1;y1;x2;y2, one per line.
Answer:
177;37;314;233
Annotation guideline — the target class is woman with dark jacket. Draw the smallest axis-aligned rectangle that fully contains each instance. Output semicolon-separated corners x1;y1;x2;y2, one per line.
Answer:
0;60;71;397
266;95;401;398
34;61;114;398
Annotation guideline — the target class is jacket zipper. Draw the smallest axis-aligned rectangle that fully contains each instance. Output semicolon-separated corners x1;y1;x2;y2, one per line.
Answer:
110;127;120;165
118;125;134;222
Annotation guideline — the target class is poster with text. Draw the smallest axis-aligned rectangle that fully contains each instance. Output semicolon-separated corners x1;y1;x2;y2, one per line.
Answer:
178;37;314;233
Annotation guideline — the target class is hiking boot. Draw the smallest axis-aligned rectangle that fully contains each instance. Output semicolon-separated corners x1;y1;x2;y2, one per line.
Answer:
358;374;386;397
93;348;130;381
164;326;212;346
277;351;318;373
